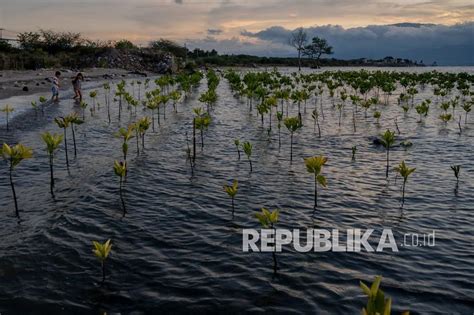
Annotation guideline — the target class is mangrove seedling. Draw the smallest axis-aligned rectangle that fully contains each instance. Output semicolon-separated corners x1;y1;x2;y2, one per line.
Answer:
113;160;127;214
234;139;241;160
360;276;401;315
242;141;253;172
304;156;328;209
31;101;39;117
284;116;302;164
380;129;396;179
439;113;452;125
1;104;14;131
462;103;471;124
1;143;33;218
66;113;84;157
311;109;321;138
373;111;381;125
255;208;280;274
54;117;71;167
223;179;238;217
92;239;112;283
80;101;88;120
137;116;151;149
39;96;47;114
276;111;284;146
451;165;460;184
394;160;416;206
89;90;98;111
41;132;63;196
351;146;357;161
115;125;134;161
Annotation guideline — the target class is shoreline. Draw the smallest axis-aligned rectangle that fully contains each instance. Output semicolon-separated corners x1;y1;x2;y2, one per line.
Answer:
0;68;153;101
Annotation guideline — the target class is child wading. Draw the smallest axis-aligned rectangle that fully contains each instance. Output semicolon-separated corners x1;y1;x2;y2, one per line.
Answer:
51;71;61;103
72;73;84;102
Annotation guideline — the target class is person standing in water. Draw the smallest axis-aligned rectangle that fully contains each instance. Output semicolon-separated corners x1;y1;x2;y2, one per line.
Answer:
51;71;61;103
72;72;84;102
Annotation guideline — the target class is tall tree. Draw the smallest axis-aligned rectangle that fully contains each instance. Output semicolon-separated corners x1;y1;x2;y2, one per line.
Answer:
289;28;307;71
303;37;334;68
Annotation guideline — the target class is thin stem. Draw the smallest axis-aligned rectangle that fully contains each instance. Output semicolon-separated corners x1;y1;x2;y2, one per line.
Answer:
10;162;19;217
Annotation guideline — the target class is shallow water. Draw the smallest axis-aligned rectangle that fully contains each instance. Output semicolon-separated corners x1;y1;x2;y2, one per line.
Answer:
0;67;473;314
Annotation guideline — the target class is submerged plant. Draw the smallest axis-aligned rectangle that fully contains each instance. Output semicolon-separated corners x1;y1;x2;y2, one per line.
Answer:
92;239;112;283
1;143;33;218
255;208;280;274
223;179;238;217
41;132;63;196
242;141;253;172
284;116;302;164
1;104;14;131
304;156;328;209
113;160;127;215
394;160;416;206
380;130;396;179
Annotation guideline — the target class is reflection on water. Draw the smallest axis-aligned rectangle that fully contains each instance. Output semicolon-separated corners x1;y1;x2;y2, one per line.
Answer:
0;67;473;313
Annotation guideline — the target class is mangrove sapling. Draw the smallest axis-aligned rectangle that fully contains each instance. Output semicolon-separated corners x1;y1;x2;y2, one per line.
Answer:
114;160;127;215
394;160;416;206
54;117;71;167
380;129;396;179
439;113;452;126
304;156;328;209
351;146;357;161
1;104;14;131
234;139;241;160
284;116;302;164
223;179;238;217
41;132;63;196
146;99;159;131
1;143;33;218
116;125;135;161
255;208;280;274
66;113;84;157
92;239;112;284
242;141;253;172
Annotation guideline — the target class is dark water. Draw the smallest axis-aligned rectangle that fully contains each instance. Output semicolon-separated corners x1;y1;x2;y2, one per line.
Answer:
0;68;473;314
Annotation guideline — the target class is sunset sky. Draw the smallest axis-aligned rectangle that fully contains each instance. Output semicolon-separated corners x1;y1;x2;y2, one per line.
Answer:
1;0;473;64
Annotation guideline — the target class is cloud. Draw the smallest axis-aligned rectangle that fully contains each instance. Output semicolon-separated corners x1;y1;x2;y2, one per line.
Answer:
238;22;474;65
207;29;223;35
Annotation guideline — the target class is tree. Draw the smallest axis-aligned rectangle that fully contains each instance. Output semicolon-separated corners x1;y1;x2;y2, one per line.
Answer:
303;37;334;68
289;28;307;71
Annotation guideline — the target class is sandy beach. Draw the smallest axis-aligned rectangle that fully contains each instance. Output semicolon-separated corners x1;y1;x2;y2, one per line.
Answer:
0;68;152;101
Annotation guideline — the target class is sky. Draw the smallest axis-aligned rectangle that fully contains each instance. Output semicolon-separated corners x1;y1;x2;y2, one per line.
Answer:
1;0;473;64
